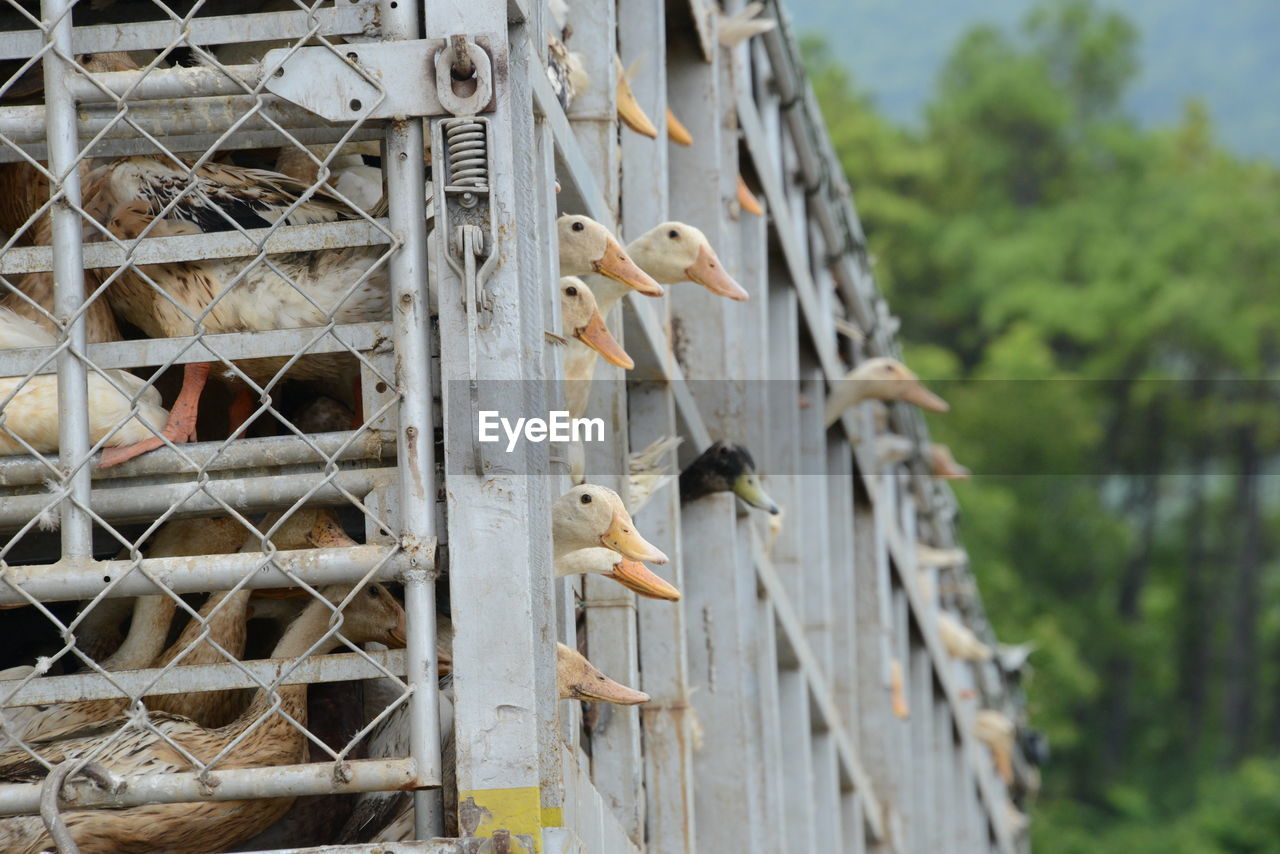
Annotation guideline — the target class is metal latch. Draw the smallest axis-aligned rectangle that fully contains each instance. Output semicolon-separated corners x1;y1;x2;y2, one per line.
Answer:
431;37;499;475
262;37;498;121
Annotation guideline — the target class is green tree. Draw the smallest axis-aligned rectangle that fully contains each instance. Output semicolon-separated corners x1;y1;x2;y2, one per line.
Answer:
807;0;1280;849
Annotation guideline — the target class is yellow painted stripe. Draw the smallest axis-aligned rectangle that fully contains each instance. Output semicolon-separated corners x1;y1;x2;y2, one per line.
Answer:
458;786;544;852
541;805;564;827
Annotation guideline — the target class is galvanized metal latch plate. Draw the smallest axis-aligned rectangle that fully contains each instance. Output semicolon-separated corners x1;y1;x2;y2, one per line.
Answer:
262;36;501;121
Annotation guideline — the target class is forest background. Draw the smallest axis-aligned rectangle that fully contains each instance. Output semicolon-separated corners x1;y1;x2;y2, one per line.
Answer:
799;1;1280;851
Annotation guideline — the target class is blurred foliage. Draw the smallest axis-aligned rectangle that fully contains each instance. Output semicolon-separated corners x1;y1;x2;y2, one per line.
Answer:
805;1;1280;849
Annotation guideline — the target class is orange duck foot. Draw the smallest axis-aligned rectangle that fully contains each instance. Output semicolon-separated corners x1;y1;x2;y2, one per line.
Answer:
98;362;210;468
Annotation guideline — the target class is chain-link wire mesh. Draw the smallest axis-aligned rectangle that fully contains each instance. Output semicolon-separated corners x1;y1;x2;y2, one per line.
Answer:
0;1;437;849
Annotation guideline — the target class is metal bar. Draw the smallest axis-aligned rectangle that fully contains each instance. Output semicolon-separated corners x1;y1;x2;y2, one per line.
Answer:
0;428;393;487
0;127;385;165
778;664;817;854
0;95;349;145
682;495;764;854
40;0;93;557
827;440;859;730
0;542;411;604
428;4;555;847
0;321;390;376
378;0;441;823
0;3;379;60
756;597;789;851
0;466;395;540
882;524;1017;853
750;528;884;840
1;649;406;707
529;40;712;451
812;730;842;853
255;843;465;854
911;645;937;853
0;757;421;818
0;219;392;276
68;63;261;103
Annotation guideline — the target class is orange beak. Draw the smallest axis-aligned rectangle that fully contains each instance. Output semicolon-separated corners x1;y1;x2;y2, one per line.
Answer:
666;107;693;146
569;669;650;705
389;607;408;648
607;558;681;601
617;71;658;138
685;243;748;301
902;383;949;413
594;236;665;297
890;659;909;719
601;510;668;564
737;176;764;216
575;308;634;370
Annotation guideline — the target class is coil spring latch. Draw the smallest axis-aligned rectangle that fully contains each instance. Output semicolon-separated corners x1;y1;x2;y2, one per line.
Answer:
433;43;498;474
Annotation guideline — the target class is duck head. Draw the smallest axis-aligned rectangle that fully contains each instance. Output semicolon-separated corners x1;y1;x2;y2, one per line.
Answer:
928;443;970;480
552;484;668;563
557;214;664;296
319;582;408;648
846;357;949;412
678;441;779;514
560;277;634;369
557;642;649;705
555;546;681;601
626;222;749;300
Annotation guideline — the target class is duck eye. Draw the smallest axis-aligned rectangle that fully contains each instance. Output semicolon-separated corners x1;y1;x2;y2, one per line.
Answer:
566;286;578;296
571;221;585;232
580;493;592;504
367;586;379;598
667;229;679;239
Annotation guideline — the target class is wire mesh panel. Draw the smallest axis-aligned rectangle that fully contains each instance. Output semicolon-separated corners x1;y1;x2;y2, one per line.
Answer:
0;1;442;850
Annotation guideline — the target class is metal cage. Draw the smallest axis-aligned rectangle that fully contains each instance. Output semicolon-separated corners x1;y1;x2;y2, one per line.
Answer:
0;0;1029;852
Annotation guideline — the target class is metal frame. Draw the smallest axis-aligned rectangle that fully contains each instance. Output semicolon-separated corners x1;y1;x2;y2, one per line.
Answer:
0;0;1027;851
0;0;440;834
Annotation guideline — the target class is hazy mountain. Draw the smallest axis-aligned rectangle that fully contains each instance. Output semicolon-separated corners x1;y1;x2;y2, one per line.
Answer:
786;0;1280;160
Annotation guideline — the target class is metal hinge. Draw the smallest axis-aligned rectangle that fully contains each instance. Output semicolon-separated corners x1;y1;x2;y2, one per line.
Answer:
262;35;499;121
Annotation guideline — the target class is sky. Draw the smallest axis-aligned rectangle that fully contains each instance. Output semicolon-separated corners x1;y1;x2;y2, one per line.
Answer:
784;0;1280;160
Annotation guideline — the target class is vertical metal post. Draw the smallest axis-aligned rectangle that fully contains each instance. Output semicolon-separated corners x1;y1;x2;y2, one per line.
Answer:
41;0;91;556
428;1;558;848
380;0;441;838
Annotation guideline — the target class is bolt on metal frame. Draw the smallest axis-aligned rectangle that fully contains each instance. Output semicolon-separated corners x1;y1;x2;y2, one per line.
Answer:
0;0;1028;852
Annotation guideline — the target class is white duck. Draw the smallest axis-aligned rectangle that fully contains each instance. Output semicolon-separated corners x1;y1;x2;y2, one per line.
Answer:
974;709;1016;784
559;276;633;422
552;483;668;564
564;222;746;418
929;443;971;480
0;583;407;854
0;308;169;458
823;357;949;428
82;155;391;466
560;276;633;373
557;215;663;296
936;612;993;662
587;220;748;317
557;642;649;704
717;2;776;48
